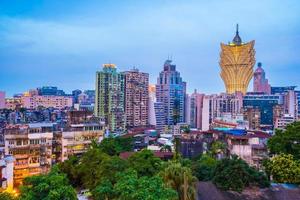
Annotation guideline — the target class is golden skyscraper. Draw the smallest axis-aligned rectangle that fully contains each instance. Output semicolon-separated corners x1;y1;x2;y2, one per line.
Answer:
219;24;255;94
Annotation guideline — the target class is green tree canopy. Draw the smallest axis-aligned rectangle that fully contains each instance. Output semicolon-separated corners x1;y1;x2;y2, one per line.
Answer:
128;149;162;177
114;169;178;200
212;156;269;192
0;192;18;200
268;121;300;160
264;154;300;184
20;165;77;200
78;147;128;189
99;137;133;156
58;155;81;187
159;161;197;200
192;154;218;181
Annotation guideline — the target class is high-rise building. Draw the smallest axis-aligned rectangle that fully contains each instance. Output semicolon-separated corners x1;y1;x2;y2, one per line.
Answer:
95;64;125;132
124;68;149;128
253;62;271;94
201;93;243;131
154;102;165;133
271;86;297;94
38;86;65;96
190;90;205;129
284;90;298;119
185;94;191;125
296;91;300;119
148;84;156;126
243;94;283;125
242;107;261;130
271;86;298;120
219;24;255;94
72;89;82;104
0;91;5;109
156;60;186;126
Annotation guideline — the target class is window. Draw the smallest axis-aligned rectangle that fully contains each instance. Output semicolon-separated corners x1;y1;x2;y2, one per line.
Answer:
16;140;22;146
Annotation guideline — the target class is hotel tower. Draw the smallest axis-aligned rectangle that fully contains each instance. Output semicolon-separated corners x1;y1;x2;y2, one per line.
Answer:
219;24;256;94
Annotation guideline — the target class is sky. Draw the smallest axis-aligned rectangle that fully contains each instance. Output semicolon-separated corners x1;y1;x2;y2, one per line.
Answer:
0;0;300;97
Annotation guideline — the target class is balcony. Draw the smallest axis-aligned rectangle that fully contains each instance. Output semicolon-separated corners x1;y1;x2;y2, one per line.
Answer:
14;154;29;159
14;163;29;169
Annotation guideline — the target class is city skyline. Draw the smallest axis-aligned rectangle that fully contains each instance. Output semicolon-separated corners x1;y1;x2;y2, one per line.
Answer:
1;0;300;96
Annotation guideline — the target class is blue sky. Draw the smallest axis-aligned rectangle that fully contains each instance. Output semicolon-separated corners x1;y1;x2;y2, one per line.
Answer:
1;0;300;97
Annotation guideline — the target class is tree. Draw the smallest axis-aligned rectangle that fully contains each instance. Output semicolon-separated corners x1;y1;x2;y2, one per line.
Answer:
78;148;128;189
99;137;133;156
20;165;77;200
212;156;269;192
128;149;162;177
0;192;17;200
58;155;81;187
264;154;300;184
92;179;115;200
192;154;218;181
159;161;197;200
114;169;178;200
160;145;172;152
268;121;300;160
210;141;226;158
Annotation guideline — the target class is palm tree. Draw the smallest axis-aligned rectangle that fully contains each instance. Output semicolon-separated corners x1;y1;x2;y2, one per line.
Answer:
159;161;197;200
210;141;227;159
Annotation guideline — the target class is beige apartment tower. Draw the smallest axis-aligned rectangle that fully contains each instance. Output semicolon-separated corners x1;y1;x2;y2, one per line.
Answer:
124;68;149;128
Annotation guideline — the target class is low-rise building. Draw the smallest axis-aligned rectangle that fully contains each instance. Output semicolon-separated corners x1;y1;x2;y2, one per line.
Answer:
0;155;14;192
21;95;73;109
60;123;104;161
274;114;296;129
4;123;54;186
226;130;270;169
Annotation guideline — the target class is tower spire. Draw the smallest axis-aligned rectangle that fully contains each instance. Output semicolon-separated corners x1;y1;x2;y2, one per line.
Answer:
232;23;242;45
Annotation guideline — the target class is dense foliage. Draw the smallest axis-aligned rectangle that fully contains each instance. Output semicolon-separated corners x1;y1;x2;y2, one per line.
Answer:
0;192;17;200
94;169;178;200
128;149;162;177
192;154;218;181
20;166;77;200
98;137;134;156
268;122;300;160
160;161;197;200
16;135;276;199
264;154;300;184
212;156;270;192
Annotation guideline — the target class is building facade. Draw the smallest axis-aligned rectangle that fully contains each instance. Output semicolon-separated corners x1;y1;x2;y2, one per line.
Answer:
148;85;156;126
253;62;271;94
4;123;54;186
21;95;73;109
0;91;5;109
242;107;261;130
190;91;205;129
95;64;125;132
124;68;149;128
243;94;283;126
201;93;243;131
219;25;255;94
156;60;186;126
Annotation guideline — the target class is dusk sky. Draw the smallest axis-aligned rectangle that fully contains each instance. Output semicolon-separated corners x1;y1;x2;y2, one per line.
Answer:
1;0;300;97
